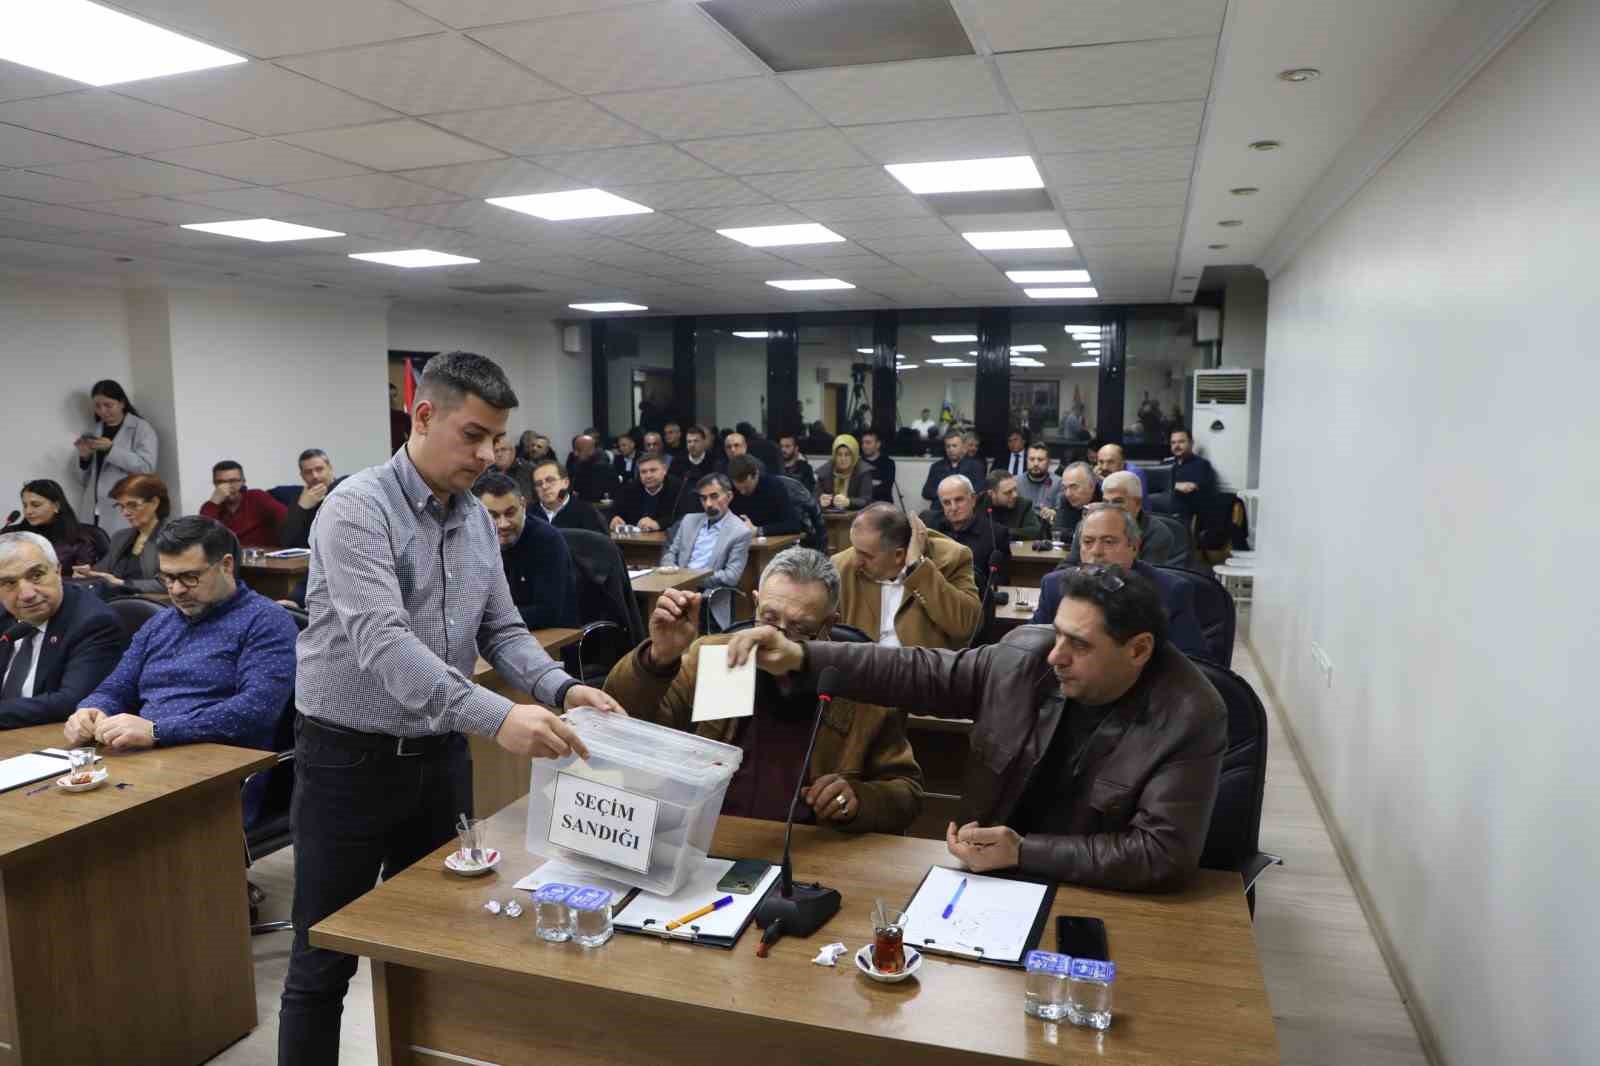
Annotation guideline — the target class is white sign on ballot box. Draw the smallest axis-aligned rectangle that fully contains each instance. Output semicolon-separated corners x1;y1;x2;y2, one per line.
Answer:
547;771;660;874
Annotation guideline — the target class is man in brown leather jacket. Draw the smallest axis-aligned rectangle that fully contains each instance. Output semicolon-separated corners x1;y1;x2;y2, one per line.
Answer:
726;565;1226;892
604;547;924;835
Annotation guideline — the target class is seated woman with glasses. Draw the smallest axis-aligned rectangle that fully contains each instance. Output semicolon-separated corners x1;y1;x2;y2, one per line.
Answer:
72;474;170;597
0;479;108;571
603;546;925;835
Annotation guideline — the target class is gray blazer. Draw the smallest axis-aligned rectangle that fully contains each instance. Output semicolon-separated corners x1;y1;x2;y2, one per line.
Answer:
660;512;752;627
97;521;165;595
76;412;159;535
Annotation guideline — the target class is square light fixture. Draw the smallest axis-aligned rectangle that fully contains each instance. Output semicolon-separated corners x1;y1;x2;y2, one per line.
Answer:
348;250;479;268
1024;287;1098;299
896;363;920;370
569;302;648;312
2;0;246;86
963;229;1073;251
856;347;874;354
1065;325;1102;334
945;360;977;367
1009;344;1046;353
732;331;770;339
717;223;844;248
181;219;344;243
1072;360;1100;367
1006;269;1091;284
1011;358;1044;367
931;333;978;343
766;278;855;291
884;155;1044;195
486;188;651;221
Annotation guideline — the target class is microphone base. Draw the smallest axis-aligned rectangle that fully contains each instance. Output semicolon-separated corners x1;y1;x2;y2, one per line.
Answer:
754;881;841;938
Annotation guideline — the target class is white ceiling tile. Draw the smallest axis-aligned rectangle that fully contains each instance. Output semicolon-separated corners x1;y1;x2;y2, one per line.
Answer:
118;64;395;137
35;157;246;196
859;233;971;255
677;128;868;175
382;200;505;227
396;158;575;198
427;99;651;155
1066;206;1184;230
110;0;443;58
88;197;250;225
1073;225;1183;248
608;177;768;210
1053;180;1190;210
471;4;765;94
997;38;1216;112
147;139;369;184
594;79;820;141
280;120;502;170
0;125;120;168
0;93;248;155
0;170;124;204
574;213;699;238
403;0;647;27
0;197;162;232
619;229;735;253
671;203;811;229
1023;101;1204;153
793;195;933;222
279;173;463;209
828;217;954;240
0;60;80;104
964;0;1226;52
282;35;567;116
939;210;1064;231
1042;146;1196;186
837;114;1031;165
177;186;353;216
264;208;396;237
783;57;1006;125
742;167;903;202
532;144;721;185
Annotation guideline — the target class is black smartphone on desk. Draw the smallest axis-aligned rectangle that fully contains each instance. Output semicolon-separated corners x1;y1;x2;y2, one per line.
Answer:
1056;915;1109;960
717;859;771;895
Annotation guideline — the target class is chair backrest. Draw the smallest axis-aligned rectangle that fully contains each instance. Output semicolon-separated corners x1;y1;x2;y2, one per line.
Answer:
560;528;645;643
1149;564;1234;665
777;475;827;551
247;605;308;857
1153;513;1191;568
1191;658;1269;875
107;596;163;642
267;484;302;509
722;617;873;645
1139;463;1173;496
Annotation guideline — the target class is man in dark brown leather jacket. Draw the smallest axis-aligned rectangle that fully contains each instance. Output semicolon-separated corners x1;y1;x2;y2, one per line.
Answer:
726;565;1227;892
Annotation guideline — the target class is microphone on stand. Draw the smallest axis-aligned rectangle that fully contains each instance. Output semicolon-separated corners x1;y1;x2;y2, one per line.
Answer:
966;550;1006;648
2;622;34;644
753;666;844;953
3;511;18;528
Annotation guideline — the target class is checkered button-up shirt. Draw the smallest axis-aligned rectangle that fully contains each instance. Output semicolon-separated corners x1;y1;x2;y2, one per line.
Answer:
296;447;575;738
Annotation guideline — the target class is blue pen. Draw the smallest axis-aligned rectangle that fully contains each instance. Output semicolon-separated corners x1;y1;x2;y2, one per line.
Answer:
941;877;968;919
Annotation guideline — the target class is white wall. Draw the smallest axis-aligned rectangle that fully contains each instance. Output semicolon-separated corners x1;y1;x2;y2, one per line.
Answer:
1222;274;1268;369
1254;3;1599;1063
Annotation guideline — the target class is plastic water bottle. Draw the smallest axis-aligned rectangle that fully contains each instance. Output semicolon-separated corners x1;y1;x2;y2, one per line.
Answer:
532;883;576;943
1023;951;1071;1020
1066;957;1116;1029
567;887;614;947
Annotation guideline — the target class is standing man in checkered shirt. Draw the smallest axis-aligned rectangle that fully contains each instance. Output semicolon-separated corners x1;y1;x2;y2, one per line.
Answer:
278;351;624;1064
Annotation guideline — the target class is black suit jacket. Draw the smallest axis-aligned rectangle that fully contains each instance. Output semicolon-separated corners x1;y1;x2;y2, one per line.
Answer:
539;496;608;535
0;584;127;727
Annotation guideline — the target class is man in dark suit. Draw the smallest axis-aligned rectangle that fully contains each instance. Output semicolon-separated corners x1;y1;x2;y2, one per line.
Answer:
608;452;689;532
858;429;896;503
472;474;578;630
564;433;620;503
920;428;987;503
529;459;608;535
0;531;126;727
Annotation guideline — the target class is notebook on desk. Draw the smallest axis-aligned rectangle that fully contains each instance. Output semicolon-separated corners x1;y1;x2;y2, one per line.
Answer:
901;865;1056;968
0;750;76;793
612;857;778;948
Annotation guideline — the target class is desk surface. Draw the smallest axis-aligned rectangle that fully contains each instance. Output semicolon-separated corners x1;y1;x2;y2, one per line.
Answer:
315;797;1278;1066
631;567;709;595
996;584;1040;624
612;531;668;547
1009;542;1067;564
0;723;272;868
239;555;309;574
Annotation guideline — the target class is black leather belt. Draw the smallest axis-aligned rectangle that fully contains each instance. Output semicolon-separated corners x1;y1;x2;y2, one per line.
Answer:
297;712;457;758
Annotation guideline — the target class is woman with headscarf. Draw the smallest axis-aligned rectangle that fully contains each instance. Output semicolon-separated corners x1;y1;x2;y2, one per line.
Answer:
0;479;107;570
815;433;871;511
73;379;159;535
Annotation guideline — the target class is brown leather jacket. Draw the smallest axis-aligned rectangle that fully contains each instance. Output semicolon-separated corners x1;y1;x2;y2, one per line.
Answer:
805;625;1226;892
604;634;925;835
833;530;981;650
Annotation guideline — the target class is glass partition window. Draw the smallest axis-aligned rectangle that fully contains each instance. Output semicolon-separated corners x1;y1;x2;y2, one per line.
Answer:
1123;306;1193;453
604;318;673;440
1008;317;1102;446
894;314;980;455
693;321;769;439
797;319;875;445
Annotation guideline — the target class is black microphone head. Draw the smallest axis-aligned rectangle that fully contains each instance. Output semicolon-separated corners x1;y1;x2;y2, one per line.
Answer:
2;621;34;643
816;666;842;697
987;549;1005;572
3;510;17;526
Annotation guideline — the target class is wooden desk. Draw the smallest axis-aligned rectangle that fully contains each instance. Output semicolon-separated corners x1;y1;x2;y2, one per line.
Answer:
466;628;585;818
737;533;801;620
823;507;861;551
0;724;274;1065
1008;542;1065;588
314;797;1278;1066
611;531;667;569
238;554;309;600
995;584;1040;634
630;567;708;616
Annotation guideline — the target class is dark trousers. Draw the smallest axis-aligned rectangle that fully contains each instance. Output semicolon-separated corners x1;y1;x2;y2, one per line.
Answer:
277;715;472;1066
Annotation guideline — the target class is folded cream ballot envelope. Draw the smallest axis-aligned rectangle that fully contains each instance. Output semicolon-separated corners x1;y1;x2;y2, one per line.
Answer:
690;644;756;723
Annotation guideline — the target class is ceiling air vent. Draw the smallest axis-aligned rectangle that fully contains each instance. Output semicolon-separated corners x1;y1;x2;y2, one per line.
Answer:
448;284;545;296
1195;371;1249;406
698;0;972;71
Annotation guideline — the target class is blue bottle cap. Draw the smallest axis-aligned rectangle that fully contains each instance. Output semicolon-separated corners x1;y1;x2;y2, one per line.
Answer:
1025;950;1071;975
567;886;613;911
1068;957;1116;983
532;882;577;903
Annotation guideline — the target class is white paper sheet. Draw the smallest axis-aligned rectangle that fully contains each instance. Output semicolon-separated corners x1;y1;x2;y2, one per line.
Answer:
627;568;655;581
901;865;1049;964
511;858;633;901
691;644;755;722
0;752;75;792
612;857;779;941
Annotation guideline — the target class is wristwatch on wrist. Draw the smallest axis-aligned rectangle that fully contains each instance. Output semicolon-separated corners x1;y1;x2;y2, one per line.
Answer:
149;720;159;745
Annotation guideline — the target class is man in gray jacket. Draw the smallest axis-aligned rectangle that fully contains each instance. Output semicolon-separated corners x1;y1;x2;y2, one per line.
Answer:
661;473;751;629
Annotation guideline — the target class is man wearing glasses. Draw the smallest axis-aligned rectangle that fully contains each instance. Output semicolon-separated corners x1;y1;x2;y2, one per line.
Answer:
63;516;296;820
605;547;924;835
725;562;1227;893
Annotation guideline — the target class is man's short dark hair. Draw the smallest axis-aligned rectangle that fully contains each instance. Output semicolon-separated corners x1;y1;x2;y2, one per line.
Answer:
212;460;243;477
860;428;879;442
727;455;761;483
857;502;910;551
664;421;681;432
1027;442;1051;458
986;469;1016;492
472;472;519;499
155;515;240;568
698;473;733;495
637;450;668;468
298;448;329;466
943;428;964;441
778;432;798;445
687;424;709;440
1058;565;1168;646
1171;426;1191;439
532;459;566;480
417;350;519;413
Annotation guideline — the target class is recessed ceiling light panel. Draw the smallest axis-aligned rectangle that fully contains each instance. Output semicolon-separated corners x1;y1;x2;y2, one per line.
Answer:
569;302;648;312
348;250;479;268
1005;269;1090;283
884;155;1044;195
766;278;854;291
718;223;844;248
931;334;978;343
182;219;344;243
1;0;246;86
856;347;874;354
732;331;771;339
963;229;1073;251
1024;287;1098;299
1009;344;1046;353
1071;360;1100;367
487;188;651;221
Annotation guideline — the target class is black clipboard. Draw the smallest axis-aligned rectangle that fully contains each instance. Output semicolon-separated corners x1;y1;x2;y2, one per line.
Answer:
900;867;1057;969
611;857;774;949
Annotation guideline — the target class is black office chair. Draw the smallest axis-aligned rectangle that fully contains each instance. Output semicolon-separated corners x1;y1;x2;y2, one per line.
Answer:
1152;513;1192;569
107;596;163;642
559;529;645;686
1140;463;1173;497
777;475;827;552
1150;564;1234;666
244;605;308;934
267;484;302;510
1192;657;1281;915
700;585;750;635
722;617;872;645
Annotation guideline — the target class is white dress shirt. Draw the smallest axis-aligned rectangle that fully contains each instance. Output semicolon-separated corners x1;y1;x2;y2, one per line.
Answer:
876;576;906;647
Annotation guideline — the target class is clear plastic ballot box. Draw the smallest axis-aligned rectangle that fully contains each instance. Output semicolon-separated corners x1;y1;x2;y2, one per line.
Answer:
526;707;744;895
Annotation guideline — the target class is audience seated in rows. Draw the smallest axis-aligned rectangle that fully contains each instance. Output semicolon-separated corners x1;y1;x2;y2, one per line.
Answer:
605;550;923;834
641;430;665;458
65;517;297;823
661;421;684;459
202;460;286;549
777;432;815;492
987;470;1046;542
1016;442;1063;525
726;561;1226;892
660;473;749;630
858;429;896;503
1094;442;1147;497
815;434;871;511
529;459;606;535
74;474;170;595
1;479;106;570
281;449;347;550
728;455;804;537
608;451;689;532
477;435;534;504
920;428;987;503
1033;505;1208;659
835;505;979;651
669;424;715;486
1084;471;1177;565
733;422;782;474
472;473;578;631
565;434;619;503
0;532;125;728
1000;429;1029;478
1051;461;1101;541
925;474;1010;598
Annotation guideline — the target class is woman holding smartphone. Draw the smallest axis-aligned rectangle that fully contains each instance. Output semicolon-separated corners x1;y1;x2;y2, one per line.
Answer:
74;379;158;535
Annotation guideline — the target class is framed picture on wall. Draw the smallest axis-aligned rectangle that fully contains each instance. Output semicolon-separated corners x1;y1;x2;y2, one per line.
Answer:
1010;379;1060;426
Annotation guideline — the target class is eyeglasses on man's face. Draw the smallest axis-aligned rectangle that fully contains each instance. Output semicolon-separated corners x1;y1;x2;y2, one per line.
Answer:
756;613;826;642
156;558;222;590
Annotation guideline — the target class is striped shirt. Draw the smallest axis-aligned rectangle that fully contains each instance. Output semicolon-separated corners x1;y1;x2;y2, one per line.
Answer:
296;447;576;738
